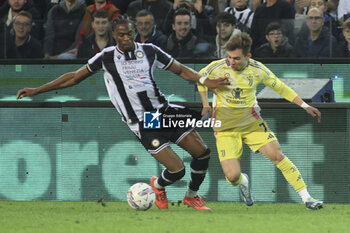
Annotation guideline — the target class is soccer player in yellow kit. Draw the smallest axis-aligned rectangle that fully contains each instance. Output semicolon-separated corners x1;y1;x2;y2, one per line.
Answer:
197;32;323;210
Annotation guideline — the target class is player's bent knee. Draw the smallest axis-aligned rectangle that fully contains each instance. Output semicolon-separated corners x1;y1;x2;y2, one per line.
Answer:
163;167;186;183
225;172;241;184
194;147;211;159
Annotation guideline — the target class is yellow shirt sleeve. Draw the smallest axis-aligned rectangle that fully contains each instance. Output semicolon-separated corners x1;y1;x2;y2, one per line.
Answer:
260;65;298;102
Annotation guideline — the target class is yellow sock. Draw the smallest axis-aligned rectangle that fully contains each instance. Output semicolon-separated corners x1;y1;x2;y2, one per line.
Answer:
226;173;243;186
277;156;306;192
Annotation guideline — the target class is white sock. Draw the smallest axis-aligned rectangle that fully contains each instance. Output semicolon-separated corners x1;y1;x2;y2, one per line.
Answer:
298;188;311;203
186;189;197;198
241;173;249;187
154;178;165;190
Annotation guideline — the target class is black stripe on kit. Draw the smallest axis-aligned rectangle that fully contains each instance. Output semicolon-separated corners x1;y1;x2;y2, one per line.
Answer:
142;45;166;104
137;91;154;111
102;50;139;124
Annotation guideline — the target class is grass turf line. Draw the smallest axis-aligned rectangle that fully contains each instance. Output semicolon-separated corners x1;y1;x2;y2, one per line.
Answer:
0;201;349;233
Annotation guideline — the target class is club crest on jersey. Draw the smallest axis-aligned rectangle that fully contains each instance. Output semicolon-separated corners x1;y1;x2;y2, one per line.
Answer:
136;51;144;58
246;75;253;86
225;73;230;79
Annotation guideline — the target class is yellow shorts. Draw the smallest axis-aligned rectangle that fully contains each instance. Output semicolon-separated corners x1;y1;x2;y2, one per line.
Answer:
215;119;277;162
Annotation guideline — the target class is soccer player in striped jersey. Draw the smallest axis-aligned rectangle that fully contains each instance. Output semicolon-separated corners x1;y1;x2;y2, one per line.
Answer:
16;15;230;210
197;32;324;210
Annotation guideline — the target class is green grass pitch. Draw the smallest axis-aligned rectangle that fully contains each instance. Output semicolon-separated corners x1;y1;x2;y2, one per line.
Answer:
1;201;349;233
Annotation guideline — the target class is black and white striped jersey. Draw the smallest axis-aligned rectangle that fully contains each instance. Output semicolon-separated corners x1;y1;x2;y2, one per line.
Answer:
87;42;174;126
224;6;254;31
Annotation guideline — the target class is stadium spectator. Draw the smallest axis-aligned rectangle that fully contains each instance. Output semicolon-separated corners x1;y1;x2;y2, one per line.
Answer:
293;0;309;36
292;7;336;57
11;10;43;58
85;0;132;13
253;0;295;10
77;9;115;58
134;9;167;50
127;0;172;29
165;7;215;58
77;0;120;47
326;0;338;19
253;21;293;57
309;0;340;39
334;17;350;57
224;0;254;33
162;0;216;39
250;0;295;50
0;0;43;41
215;12;241;58
17;15;230;211
0;19;19;58
197;32;323;211
294;0;309;14
337;0;350;25
44;0;86;59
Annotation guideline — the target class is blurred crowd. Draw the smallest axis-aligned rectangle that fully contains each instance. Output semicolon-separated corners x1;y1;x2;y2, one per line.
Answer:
0;0;349;59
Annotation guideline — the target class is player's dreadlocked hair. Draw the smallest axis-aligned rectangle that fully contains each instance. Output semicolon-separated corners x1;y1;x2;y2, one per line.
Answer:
226;32;252;56
112;14;135;31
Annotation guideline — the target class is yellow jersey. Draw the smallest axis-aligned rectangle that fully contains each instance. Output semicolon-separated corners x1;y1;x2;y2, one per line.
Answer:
198;58;298;131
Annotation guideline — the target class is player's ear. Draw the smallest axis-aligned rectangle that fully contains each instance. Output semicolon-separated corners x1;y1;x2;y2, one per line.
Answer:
247;53;252;59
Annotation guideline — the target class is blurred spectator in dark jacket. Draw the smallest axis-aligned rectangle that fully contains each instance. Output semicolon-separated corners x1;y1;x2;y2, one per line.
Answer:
292;7;336;57
0;19;19;58
166;7;215;58
10;10;43;58
309;0;340;39
334;17;350;57
77;9;115;58
162;0;216;40
85;0;132;13
254;21;293;58
0;0;43;41
250;0;295;50
44;0;86;59
127;0;172;29
134;9;167;50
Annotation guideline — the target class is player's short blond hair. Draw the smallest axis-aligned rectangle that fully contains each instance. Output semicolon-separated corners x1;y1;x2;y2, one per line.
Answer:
226;32;252;56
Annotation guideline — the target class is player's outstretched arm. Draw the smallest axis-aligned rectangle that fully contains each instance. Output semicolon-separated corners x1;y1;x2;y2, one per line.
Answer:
199;90;212;117
17;66;92;99
168;59;230;90
293;96;322;123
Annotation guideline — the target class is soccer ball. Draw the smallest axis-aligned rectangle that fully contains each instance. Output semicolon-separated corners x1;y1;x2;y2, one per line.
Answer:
127;182;156;211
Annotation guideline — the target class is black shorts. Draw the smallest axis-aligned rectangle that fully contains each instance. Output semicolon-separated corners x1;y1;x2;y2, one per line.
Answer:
138;105;202;154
